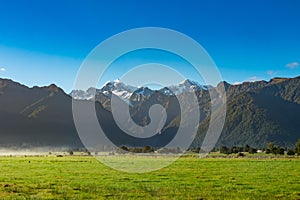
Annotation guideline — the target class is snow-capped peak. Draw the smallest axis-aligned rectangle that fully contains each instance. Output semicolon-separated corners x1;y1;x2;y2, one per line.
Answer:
179;79;202;87
70;89;95;100
70;79;206;100
133;87;153;96
164;79;205;95
100;79;136;93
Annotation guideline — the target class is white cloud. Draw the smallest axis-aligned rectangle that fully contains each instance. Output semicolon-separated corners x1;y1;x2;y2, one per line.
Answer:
232;76;263;85
244;76;263;82
267;70;278;76
286;62;299;69
233;81;242;85
0;67;6;72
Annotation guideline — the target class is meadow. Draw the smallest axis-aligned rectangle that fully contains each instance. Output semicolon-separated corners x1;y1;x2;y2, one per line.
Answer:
0;155;299;199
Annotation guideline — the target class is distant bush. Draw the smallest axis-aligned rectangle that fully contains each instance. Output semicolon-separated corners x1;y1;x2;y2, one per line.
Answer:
296;139;300;155
219;145;254;155
229;147;242;154
277;148;285;155
142;146;154;153
287;149;295;156
249;147;257;154
266;142;284;155
243;144;250;152
238;152;245;157
220;146;229;154
265;149;271;154
117;146;157;154
116;146;129;154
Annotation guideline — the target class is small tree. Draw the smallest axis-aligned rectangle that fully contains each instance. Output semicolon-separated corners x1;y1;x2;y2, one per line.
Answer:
277;148;284;155
118;145;129;154
243;144;250;152
296;139;300;155
249;147;257;154
68;150;74;156
287;149;295;156
238;152;245;157
193;147;201;153
220;146;229;154
130;147;141;153
267;142;276;154
143;146;153;153
120;145;129;151
230;147;239;154
265;149;271;154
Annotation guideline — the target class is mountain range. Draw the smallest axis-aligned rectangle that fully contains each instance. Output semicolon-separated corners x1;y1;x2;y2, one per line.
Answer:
0;76;300;149
70;79;206;101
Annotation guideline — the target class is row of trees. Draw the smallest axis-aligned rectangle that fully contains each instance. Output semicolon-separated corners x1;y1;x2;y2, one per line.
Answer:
219;145;259;155
218;139;300;155
65;139;300;156
266;140;300;155
117;145;154;154
266;143;285;155
117;145;182;154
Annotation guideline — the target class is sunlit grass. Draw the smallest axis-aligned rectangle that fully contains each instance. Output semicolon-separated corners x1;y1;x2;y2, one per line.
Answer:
0;156;299;199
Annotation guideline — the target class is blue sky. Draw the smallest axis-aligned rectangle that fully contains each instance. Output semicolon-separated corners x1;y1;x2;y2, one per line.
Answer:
0;0;300;92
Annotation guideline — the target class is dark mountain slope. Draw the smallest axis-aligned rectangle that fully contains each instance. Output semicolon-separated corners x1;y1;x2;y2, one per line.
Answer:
1;76;300;149
0;79;83;147
193;77;300;148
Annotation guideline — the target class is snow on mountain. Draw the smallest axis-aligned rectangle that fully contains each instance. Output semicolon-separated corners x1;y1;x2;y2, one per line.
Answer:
159;87;175;95
100;79;137;99
162;79;206;95
101;79;136;93
70;80;137;100
129;87;154;102
132;87;153;97
70;79;205;100
70;88;96;100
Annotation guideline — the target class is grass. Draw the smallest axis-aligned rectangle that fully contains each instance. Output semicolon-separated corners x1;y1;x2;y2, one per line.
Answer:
0;155;299;199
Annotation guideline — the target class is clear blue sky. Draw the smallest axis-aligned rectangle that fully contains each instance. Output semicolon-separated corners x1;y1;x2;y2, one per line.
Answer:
0;0;300;92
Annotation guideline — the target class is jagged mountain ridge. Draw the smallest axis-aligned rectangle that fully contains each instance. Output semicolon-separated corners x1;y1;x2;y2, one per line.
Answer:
0;76;300;148
70;79;206;101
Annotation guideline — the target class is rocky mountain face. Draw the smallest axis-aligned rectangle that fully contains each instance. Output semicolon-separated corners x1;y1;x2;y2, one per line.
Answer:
194;77;300;148
0;79;83;147
0;76;300;149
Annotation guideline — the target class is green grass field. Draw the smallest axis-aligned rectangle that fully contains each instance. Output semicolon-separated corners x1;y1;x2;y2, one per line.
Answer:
0;156;299;199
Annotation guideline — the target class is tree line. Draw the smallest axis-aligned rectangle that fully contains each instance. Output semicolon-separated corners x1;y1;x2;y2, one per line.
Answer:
117;145;181;154
66;139;300;156
217;139;300;155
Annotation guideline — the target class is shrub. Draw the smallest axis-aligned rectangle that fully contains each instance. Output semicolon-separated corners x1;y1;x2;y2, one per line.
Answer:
277;148;285;155
238;152;245;157
243;144;250;152
287;149;295;156
220;146;229;154
296;139;300;155
117;146;129;154
249;147;257;154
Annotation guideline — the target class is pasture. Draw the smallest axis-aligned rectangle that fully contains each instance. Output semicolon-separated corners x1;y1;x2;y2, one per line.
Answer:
0;155;299;199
